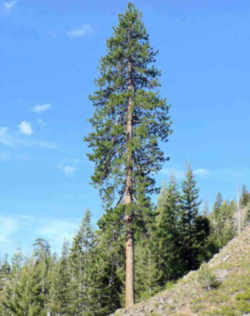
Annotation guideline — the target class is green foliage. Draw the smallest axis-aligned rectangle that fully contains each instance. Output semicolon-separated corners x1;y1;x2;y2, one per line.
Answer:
154;176;183;282
87;206;124;314
197;264;221;290
49;241;73;315
245;201;250;225
235;287;250;313
0;3;247;315
210;195;237;249
209;286;250;315
134;231;160;301
0;183;246;316
84;2;172;310
240;184;250;208
84;2;171;207
178;166;210;273
69;210;96;315
2;260;48;316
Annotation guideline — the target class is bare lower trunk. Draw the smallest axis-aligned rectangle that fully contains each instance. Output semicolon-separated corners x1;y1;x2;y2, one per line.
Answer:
124;56;134;308
125;215;134;307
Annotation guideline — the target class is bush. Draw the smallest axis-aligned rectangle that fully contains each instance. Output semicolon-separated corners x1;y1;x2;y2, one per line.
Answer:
197;264;221;290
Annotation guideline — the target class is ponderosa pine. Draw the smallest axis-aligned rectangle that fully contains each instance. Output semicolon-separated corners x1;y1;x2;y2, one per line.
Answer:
85;3;171;306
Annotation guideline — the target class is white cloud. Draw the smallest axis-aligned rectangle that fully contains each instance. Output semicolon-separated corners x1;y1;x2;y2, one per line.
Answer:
32;104;51;114
58;158;80;176
162;168;185;179
193;168;210;177
162;167;210;179
38;219;78;251
3;1;16;11
18;121;33;136
62;165;76;176
0;127;13;146
67;24;93;38
37;119;46;127
0;215;80;256
35;140;58;150
0;216;19;243
0;126;57;150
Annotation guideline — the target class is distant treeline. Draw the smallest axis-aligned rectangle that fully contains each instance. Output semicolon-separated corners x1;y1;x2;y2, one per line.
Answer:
0;167;249;316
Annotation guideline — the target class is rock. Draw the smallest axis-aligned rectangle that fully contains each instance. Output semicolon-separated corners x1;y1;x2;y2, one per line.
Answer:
222;254;230;262
214;269;229;282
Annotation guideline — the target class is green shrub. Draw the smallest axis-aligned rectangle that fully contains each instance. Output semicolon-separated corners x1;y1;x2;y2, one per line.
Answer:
197;264;221;290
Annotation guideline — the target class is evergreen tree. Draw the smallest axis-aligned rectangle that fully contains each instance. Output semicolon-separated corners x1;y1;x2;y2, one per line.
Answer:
238;185;250;228
155;176;182;283
85;3;171;306
93;206;125;313
133;205;158;302
2;258;49;316
213;193;223;220
69;210;95;316
0;255;11;277
49;241;73;315
0;255;12;316
244;201;250;226
134;235;159;301
240;184;249;207
11;249;24;275
210;193;223;238
32;238;51;312
210;198;236;249
202;200;209;217
179;166;209;272
2;263;30;316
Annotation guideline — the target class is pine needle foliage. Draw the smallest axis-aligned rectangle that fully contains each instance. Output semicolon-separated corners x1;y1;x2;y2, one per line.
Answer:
84;2;172;208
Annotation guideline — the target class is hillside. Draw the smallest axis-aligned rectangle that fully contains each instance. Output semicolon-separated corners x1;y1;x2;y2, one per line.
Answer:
111;225;250;316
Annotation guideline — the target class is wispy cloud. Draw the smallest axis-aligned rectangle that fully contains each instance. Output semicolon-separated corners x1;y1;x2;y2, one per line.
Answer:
37;119;46;127
0;150;30;161
67;24;93;38
0;151;10;161
0;126;57;150
32;104;51;114
18;121;33;136
162;167;210;179
0;215;80;256
3;0;16;11
35;140;58;150
193;168;210;177
38;219;78;251
0;216;19;243
58;158;79;176
212;168;250;180
162;167;185;179
0;127;13;146
62;165;76;176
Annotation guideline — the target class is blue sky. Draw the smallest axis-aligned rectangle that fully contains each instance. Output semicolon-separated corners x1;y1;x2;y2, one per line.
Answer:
1;0;250;257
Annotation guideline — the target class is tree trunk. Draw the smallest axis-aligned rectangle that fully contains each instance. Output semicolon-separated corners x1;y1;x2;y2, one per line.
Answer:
124;57;134;308
125;216;134;308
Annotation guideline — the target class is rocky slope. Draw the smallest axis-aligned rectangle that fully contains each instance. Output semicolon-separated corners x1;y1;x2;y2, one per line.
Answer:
111;226;250;316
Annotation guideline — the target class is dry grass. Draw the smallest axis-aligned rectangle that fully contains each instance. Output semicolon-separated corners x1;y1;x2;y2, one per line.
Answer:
112;226;250;316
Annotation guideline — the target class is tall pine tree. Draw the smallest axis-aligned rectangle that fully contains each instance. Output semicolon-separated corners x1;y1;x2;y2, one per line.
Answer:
85;3;171;306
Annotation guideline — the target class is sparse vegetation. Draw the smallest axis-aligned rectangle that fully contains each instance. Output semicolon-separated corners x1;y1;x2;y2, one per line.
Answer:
197;264;221;290
109;225;250;316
